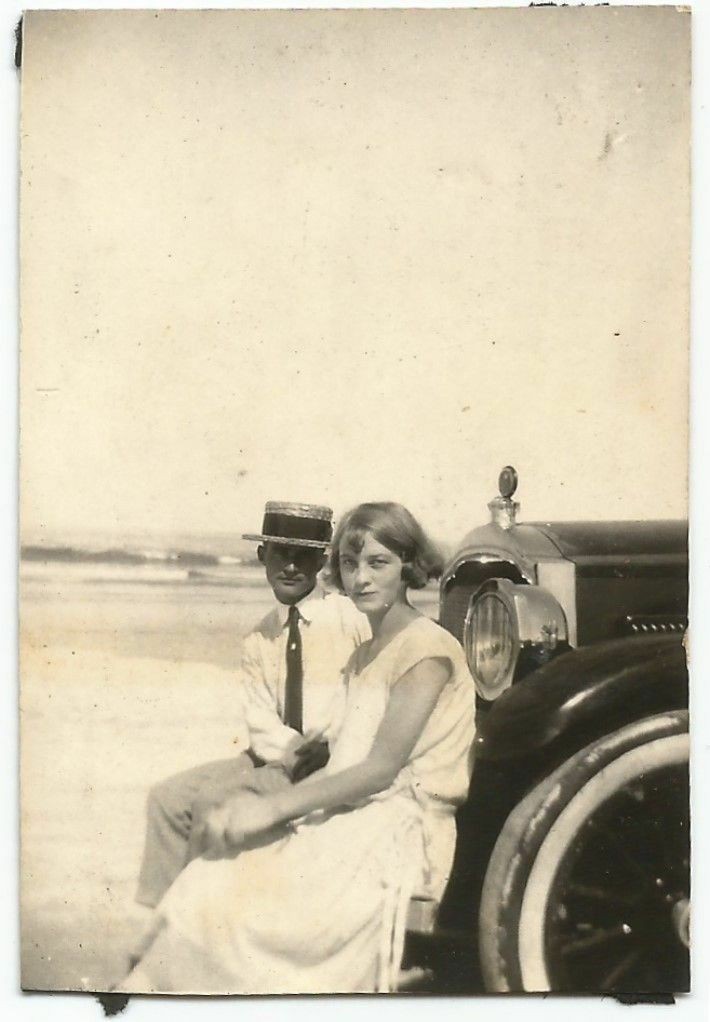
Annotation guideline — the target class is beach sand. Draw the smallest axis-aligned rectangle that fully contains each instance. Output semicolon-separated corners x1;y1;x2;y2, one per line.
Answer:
20;576;438;991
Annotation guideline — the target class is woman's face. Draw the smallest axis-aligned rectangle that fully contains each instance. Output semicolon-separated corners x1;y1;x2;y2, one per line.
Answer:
338;532;407;617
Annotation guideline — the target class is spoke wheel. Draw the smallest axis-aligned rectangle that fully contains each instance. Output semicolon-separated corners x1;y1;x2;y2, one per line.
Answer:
479;711;689;993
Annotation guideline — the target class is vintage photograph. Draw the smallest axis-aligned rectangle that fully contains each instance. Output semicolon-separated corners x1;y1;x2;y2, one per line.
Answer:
19;6;690;997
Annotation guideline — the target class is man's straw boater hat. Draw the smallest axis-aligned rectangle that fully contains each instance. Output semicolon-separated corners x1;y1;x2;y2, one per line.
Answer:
243;501;334;549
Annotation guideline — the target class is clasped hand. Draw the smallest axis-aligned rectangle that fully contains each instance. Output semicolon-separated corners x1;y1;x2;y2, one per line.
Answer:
201;791;281;858
282;728;330;782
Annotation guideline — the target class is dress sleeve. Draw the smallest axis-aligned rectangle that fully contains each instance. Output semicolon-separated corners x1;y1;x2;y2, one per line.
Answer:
389;621;462;690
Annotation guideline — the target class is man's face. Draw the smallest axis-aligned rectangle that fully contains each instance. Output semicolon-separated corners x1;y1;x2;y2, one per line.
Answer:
258;542;326;606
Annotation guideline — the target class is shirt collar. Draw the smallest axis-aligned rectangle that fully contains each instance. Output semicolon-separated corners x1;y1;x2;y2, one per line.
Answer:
274;584;326;629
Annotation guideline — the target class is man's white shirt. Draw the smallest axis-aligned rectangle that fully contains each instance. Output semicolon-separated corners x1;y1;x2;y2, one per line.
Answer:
239;588;371;763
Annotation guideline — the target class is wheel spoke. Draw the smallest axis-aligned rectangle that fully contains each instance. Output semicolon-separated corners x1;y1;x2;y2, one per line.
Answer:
559;924;633;956
585;819;650;885
565;882;641;908
599;948;643;989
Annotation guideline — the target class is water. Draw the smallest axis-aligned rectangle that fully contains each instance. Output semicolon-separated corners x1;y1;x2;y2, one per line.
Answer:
21;532;263;590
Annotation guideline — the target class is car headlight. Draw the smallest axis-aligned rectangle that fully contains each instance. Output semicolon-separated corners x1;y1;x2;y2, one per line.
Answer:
464;579;568;701
464;589;518;700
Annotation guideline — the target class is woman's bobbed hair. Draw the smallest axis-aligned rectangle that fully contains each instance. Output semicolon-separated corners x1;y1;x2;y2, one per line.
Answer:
329;502;444;592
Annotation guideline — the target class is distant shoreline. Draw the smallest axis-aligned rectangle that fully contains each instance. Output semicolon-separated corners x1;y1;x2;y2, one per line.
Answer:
21;543;259;568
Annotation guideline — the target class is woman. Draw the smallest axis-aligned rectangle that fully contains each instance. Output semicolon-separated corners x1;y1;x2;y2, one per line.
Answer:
119;503;475;994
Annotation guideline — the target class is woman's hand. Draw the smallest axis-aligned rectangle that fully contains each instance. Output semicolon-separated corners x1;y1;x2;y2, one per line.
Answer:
200;791;281;858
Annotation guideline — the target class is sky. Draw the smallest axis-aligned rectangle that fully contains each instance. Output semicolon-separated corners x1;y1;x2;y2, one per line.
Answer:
19;6;689;547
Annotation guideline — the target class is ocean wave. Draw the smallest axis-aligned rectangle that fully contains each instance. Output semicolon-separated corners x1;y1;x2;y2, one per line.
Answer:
19;558;267;590
21;544;260;570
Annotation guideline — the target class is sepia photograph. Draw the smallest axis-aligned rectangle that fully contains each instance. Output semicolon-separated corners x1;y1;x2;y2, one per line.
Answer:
17;3;692;1001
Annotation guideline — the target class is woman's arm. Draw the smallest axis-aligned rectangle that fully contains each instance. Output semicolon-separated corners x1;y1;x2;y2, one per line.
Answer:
205;656;451;850
283;655;451;812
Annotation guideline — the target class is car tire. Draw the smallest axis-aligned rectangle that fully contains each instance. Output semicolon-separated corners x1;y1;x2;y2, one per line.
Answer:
479;710;690;993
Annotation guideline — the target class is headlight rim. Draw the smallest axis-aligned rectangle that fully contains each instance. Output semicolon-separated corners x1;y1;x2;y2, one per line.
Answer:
463;577;568;702
464;579;521;701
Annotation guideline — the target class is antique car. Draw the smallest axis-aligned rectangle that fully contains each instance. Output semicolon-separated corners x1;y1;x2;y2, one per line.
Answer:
405;467;689;996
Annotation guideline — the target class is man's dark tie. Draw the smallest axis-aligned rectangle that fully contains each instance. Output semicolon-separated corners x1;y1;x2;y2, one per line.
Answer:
284;605;303;733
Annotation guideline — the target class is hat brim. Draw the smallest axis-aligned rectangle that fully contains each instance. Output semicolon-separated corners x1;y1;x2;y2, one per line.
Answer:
242;533;331;549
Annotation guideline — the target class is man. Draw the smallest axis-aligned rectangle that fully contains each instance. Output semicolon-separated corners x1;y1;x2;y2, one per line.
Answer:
135;501;369;909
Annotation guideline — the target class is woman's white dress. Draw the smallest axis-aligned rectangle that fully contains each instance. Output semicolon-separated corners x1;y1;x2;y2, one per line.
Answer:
142;616;475;994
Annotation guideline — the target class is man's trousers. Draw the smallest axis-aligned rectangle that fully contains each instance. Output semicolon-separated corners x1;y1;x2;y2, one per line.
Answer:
135;754;290;907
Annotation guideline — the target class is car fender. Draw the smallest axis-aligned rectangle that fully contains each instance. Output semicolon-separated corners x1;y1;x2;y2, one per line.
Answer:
474;634;688;764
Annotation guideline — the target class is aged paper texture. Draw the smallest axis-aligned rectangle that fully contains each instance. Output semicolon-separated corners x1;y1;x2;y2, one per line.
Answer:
19;6;690;997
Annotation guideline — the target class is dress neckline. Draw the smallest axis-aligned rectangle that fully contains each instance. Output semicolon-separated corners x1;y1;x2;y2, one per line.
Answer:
352;613;430;676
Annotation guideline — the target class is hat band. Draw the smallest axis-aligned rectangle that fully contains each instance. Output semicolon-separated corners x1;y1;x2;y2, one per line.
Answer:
261;511;333;546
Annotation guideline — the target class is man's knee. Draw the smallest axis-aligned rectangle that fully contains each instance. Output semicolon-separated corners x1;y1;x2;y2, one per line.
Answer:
146;774;192;830
146;756;256;830
190;791;221;828
190;770;250;826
